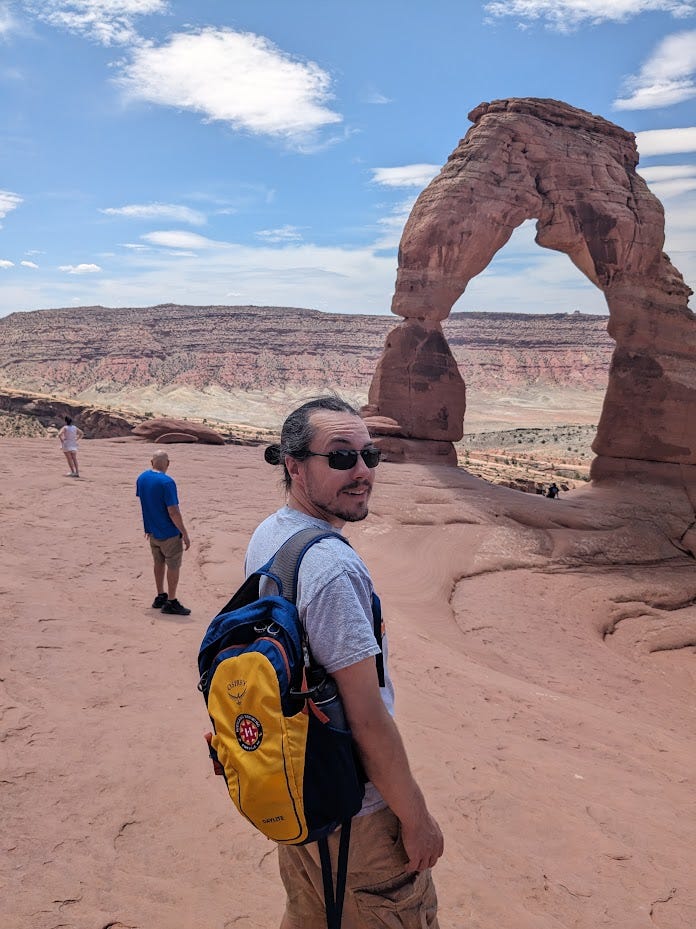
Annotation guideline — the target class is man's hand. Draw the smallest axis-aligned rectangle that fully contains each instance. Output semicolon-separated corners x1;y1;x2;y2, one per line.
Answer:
400;809;444;872
166;504;190;549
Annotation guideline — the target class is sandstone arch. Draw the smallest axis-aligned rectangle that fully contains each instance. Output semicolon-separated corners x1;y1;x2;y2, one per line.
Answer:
364;98;696;482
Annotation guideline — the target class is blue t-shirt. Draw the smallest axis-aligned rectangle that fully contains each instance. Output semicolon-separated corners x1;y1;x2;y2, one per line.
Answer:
136;469;180;539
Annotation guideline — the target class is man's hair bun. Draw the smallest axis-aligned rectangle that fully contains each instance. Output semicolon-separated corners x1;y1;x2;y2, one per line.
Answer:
264;444;282;465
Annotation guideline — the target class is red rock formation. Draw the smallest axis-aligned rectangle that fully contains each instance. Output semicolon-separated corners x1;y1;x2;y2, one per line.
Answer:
0;389;133;438
154;432;199;444
133;418;225;445
366;319;466;442
368;97;696;474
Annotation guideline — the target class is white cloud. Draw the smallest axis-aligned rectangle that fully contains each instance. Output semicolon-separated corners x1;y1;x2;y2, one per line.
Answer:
256;225;303;244
20;260;39;268
117;28;342;146
638;164;696;181
141;230;220;250
374;197;418;250
0;3;19;38
648;177;696;197
484;0;694;30
614;30;696;109
0;241;398;315
371;164;441;188
25;0;167;46
636;126;696;155
59;263;102;273
638;164;696;198
101;202;206;225
0;258;14;268
0;189;22;219
365;90;392;105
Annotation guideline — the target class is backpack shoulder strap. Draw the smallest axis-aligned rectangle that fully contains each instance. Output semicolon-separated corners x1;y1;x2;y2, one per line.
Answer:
268;527;349;604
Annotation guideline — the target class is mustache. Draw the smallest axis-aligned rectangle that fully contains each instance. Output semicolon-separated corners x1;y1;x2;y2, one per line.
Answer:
342;479;372;491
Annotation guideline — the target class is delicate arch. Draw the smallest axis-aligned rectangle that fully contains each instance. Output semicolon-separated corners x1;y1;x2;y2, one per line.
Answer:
364;98;696;477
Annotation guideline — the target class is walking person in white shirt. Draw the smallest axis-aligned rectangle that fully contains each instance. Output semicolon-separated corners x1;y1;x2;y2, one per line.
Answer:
58;416;84;478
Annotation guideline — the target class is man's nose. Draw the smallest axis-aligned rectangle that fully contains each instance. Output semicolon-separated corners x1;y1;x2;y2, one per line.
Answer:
351;452;372;477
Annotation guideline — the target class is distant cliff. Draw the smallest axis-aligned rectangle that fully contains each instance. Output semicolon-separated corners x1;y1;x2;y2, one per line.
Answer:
0;304;612;404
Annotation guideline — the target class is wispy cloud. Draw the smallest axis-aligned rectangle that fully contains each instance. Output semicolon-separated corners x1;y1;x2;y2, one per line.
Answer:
24;0;168;46
0;258;14;268
638;164;696;197
20;259;39;268
256;225;303;244
117;28;342;147
0;189;22;221
101;202;206;225
59;262;102;273
639;164;696;181
636;126;696;155
484;0;694;30
371;164;440;188
365;89;391;105
374;197;417;250
141;230;221;250
0;3;19;38
614;30;696;109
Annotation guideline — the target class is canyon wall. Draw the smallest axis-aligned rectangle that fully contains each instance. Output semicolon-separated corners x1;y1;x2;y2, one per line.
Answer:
0;303;611;403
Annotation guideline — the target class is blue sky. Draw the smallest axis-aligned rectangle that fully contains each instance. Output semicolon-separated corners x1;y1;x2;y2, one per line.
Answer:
0;0;695;318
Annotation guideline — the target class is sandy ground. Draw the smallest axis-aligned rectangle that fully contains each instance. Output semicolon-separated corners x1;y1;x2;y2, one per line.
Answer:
2;437;696;929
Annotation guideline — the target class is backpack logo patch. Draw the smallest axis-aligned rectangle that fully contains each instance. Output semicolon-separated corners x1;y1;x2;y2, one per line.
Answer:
226;679;247;705
235;713;263;751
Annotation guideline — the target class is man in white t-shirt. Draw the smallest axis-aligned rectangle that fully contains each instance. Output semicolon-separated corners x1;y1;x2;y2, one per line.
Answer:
245;397;443;929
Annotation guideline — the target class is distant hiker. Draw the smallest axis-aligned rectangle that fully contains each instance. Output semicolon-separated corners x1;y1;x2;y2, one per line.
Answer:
547;482;559;499
136;450;191;615
58;416;84;478
250;396;442;928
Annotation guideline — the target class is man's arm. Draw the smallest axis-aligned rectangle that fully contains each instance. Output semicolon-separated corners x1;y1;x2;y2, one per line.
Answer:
166;504;191;550
333;657;443;872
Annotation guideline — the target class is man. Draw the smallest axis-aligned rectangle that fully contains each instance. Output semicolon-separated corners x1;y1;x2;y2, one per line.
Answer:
247;397;443;928
136;450;191;616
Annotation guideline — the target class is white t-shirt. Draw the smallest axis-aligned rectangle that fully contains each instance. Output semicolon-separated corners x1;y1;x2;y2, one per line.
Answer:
60;424;79;452
244;505;394;816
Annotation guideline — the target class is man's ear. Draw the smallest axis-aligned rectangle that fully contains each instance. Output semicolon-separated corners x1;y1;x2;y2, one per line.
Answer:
285;455;303;482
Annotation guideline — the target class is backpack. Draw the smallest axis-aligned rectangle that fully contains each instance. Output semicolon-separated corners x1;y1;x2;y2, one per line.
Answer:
197;527;384;928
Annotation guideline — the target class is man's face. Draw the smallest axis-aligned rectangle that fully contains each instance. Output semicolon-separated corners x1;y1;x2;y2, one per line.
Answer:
288;411;377;527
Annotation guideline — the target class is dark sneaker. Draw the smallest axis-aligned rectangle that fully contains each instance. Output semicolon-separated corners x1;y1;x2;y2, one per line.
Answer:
152;593;168;609
161;598;191;616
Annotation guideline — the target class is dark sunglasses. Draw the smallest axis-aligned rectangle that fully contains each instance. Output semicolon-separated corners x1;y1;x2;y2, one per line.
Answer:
305;446;381;470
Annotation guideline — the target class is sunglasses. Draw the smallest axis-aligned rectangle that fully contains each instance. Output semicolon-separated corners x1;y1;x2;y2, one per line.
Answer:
305;446;381;470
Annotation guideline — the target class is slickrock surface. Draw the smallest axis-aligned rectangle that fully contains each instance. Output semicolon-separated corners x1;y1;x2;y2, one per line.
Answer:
3;438;696;928
370;97;696;474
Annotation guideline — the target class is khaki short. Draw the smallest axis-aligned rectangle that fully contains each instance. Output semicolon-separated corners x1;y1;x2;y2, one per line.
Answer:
278;807;439;929
149;533;183;570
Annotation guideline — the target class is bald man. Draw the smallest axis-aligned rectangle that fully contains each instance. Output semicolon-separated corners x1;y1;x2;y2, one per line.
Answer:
136;451;191;615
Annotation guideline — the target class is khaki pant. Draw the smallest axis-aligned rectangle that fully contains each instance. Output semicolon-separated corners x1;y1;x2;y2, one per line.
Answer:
278;807;439;928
